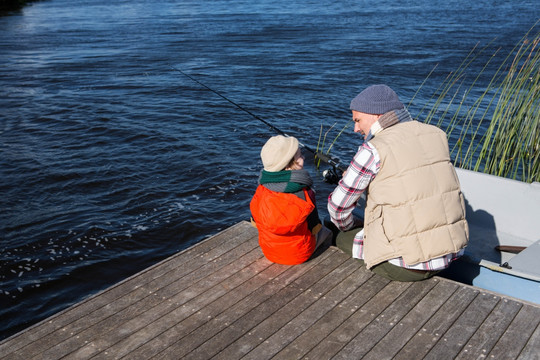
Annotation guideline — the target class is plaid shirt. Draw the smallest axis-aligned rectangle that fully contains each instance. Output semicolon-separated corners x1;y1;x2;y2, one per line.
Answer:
328;142;463;270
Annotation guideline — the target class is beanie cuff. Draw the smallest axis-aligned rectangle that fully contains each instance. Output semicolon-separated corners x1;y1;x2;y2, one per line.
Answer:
350;100;404;114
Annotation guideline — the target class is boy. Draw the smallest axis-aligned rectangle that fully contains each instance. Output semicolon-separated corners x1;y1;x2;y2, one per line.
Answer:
250;135;331;265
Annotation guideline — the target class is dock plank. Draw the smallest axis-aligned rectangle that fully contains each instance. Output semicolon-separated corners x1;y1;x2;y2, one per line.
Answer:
64;249;273;359
304;280;411;359
362;280;460;360
455;298;523;359
1;220;539;360
240;265;372;360
271;271;387;360
118;261;288;359
209;249;356;360
1;222;254;359
179;249;347;360
393;285;479;360
333;279;439;360
175;251;351;360
487;303;540;359
423;292;502;359
518;323;540;360
28;228;263;359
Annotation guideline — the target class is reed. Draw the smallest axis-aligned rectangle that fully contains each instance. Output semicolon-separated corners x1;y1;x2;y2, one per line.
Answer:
417;25;539;183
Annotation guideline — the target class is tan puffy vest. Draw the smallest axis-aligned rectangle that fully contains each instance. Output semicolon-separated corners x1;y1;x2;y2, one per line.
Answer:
364;121;469;268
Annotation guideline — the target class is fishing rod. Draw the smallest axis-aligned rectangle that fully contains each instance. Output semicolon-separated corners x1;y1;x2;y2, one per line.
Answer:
170;65;347;182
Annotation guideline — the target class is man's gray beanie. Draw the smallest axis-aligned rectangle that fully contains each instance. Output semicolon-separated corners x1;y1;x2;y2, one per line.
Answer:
350;84;404;114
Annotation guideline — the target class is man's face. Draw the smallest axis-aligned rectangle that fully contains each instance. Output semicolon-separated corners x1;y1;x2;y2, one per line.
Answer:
352;110;379;139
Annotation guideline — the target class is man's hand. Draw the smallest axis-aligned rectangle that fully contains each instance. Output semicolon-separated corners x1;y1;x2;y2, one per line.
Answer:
352;216;364;229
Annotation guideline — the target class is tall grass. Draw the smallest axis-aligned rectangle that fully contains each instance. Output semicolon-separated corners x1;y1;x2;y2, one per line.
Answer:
414;25;539;183
315;121;352;169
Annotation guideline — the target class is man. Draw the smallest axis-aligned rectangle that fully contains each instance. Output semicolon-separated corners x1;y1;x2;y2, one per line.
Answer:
327;84;468;281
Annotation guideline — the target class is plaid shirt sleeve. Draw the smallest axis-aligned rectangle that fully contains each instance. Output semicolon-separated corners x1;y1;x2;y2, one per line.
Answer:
327;142;380;231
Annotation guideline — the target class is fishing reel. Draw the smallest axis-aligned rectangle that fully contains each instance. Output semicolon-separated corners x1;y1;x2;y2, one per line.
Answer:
322;166;343;184
315;151;345;185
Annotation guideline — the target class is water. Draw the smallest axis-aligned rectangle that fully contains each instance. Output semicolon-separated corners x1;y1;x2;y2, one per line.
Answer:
0;0;538;340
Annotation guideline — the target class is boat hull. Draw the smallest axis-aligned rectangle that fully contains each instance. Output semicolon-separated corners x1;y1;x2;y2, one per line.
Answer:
440;168;540;305
441;257;540;304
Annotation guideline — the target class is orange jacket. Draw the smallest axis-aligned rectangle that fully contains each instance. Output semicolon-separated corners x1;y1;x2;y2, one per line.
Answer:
250;185;316;265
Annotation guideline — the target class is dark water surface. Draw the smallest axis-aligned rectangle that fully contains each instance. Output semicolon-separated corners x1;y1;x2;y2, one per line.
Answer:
1;0;538;339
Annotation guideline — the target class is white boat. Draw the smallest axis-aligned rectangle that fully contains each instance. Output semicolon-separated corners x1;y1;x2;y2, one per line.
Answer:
441;168;540;304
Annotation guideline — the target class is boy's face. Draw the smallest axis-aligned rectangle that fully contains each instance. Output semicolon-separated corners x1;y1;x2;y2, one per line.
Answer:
287;148;305;170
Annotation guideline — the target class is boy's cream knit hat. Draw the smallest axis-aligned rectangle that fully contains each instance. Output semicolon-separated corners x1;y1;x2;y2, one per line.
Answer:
260;135;299;172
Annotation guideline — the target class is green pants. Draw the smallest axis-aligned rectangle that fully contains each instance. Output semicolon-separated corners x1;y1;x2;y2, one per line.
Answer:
335;228;439;282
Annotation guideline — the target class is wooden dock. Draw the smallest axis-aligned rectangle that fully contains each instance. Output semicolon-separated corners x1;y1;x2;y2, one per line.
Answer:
1;221;539;359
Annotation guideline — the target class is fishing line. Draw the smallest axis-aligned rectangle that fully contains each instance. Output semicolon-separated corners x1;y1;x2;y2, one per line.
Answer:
169;65;347;180
169;66;312;148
